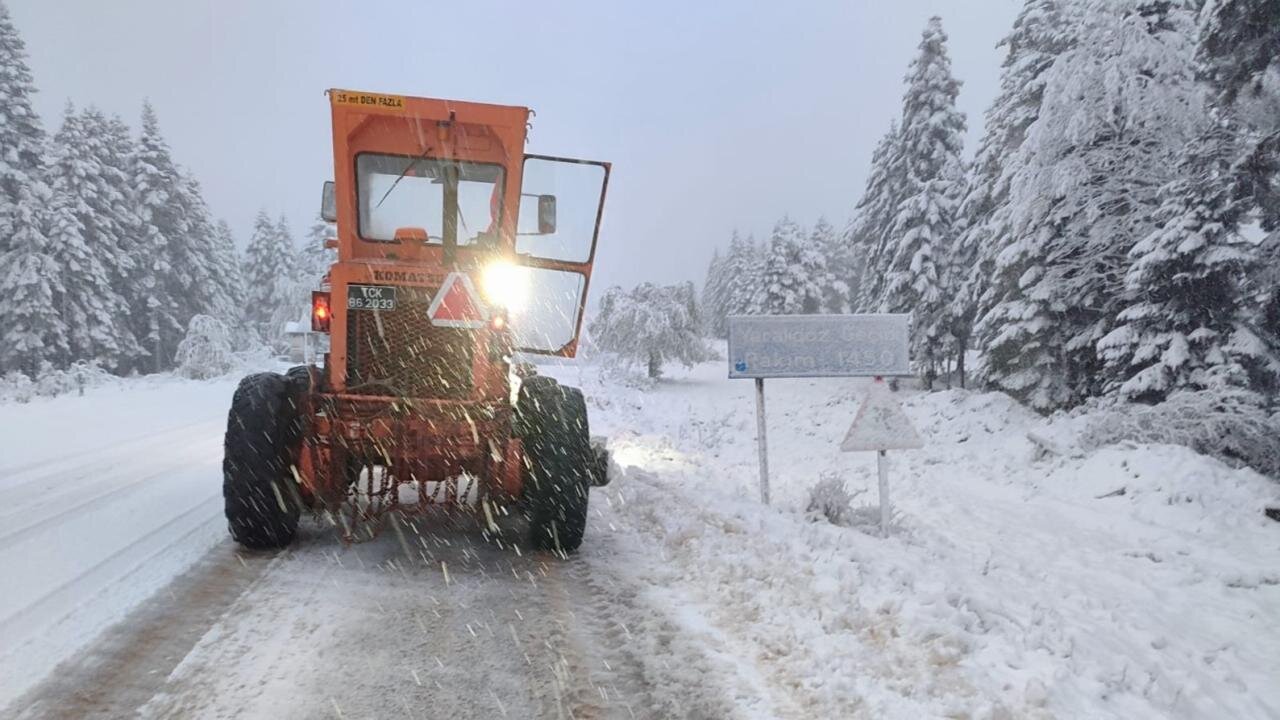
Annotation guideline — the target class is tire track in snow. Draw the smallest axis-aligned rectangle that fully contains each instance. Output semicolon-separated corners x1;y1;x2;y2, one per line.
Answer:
0;444;223;552
7;545;280;720
0;493;222;638
0;420;221;503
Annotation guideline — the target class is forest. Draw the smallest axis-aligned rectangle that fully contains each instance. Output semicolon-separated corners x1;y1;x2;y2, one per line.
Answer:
694;0;1280;413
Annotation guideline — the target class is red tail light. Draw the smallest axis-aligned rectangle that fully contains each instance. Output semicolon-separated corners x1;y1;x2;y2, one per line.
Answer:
311;291;331;332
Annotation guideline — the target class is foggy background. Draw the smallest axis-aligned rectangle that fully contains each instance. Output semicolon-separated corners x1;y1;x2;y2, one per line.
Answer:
11;0;1018;292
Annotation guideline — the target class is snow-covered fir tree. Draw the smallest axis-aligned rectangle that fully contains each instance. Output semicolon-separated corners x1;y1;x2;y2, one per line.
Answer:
847;122;907;311
976;0;1206;410
810;217;851;314
589;282;709;378
0;184;65;375
173;173;239;325
1257;231;1280;348
722;231;763;317
1197;0;1280;113
79;109;145;314
267;214;311;342
0;0;45;259
1197;0;1280;351
45;103;142;370
952;0;1076;387
1099;122;1279;400
131;102;193;371
755;217;827;315
880;16;967;386
242;210;299;346
300;213;336;279
700;245;731;337
212;219;245;313
0;0;61;375
1198;0;1280;228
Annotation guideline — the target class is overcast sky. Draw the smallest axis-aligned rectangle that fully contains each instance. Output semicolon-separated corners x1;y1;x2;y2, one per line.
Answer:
10;0;1019;292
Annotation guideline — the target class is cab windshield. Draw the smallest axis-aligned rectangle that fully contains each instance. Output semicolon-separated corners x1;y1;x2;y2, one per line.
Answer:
356;153;504;245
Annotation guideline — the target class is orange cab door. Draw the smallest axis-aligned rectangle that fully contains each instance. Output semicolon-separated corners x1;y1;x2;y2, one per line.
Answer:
509;154;610;358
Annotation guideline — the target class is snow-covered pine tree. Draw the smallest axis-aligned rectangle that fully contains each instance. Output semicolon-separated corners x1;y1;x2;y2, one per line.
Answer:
241;210;298;348
700;245;730;337
880;16;967;387
1197;0;1280;113
212;219;245;310
810;217;850;314
976;0;1206;410
723;231;763;316
77;109;146;336
1257;230;1280;348
756;217;826;315
131;102;193;371
1099;122;1279;400
267;214;311;344
848;122;907;311
0;183;66;375
0;0;45;259
952;0;1076;388
300;213;336;279
1197;0;1280;354
588;282;709;378
173;172;238;323
46;103;142;371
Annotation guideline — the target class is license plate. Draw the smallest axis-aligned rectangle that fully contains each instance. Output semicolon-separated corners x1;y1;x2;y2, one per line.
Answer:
347;285;397;311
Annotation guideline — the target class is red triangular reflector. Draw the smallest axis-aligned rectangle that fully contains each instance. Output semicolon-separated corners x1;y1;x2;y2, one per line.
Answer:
428;272;488;329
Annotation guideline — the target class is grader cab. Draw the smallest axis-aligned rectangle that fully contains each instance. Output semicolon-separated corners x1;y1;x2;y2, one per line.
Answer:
222;89;610;553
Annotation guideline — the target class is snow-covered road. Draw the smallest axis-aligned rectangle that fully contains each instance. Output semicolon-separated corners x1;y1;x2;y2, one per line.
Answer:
11;511;727;719
0;379;235;709
2;361;1278;719
0;373;738;719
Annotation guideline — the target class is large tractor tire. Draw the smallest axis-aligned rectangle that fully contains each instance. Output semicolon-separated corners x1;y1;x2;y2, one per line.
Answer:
516;376;594;553
223;372;303;549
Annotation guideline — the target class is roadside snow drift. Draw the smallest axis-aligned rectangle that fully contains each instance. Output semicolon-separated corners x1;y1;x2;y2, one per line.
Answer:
556;360;1280;719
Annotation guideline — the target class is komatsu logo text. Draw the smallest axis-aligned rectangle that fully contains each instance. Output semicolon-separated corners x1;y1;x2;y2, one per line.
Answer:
372;269;437;284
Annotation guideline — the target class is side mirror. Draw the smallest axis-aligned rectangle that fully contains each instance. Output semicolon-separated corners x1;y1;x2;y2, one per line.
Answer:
537;194;556;235
320;181;337;223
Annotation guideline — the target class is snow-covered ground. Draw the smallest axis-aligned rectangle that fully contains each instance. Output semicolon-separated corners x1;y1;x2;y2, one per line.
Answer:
1;359;1278;718
550;360;1280;719
0;377;238;705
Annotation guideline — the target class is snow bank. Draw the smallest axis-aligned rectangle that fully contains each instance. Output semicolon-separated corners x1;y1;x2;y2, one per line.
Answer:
549;359;1280;719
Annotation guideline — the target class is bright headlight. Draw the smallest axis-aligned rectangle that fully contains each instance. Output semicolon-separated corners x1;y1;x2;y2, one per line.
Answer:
481;260;529;314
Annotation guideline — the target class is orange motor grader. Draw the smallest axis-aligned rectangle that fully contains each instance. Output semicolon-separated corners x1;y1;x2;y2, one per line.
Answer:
222;89;610;553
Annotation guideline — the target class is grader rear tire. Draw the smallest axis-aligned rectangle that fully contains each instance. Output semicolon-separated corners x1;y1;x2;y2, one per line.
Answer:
223;372;302;549
516;376;593;554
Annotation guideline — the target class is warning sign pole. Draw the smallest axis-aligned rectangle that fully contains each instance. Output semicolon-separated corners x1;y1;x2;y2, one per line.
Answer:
876;449;890;538
754;378;770;505
839;376;924;538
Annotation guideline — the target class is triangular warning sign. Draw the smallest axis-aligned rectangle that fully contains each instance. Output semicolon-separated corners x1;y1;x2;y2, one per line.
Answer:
840;380;924;452
428;272;489;329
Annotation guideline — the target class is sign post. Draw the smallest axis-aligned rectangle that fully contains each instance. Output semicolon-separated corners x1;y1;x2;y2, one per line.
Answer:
728;314;913;508
754;377;770;505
